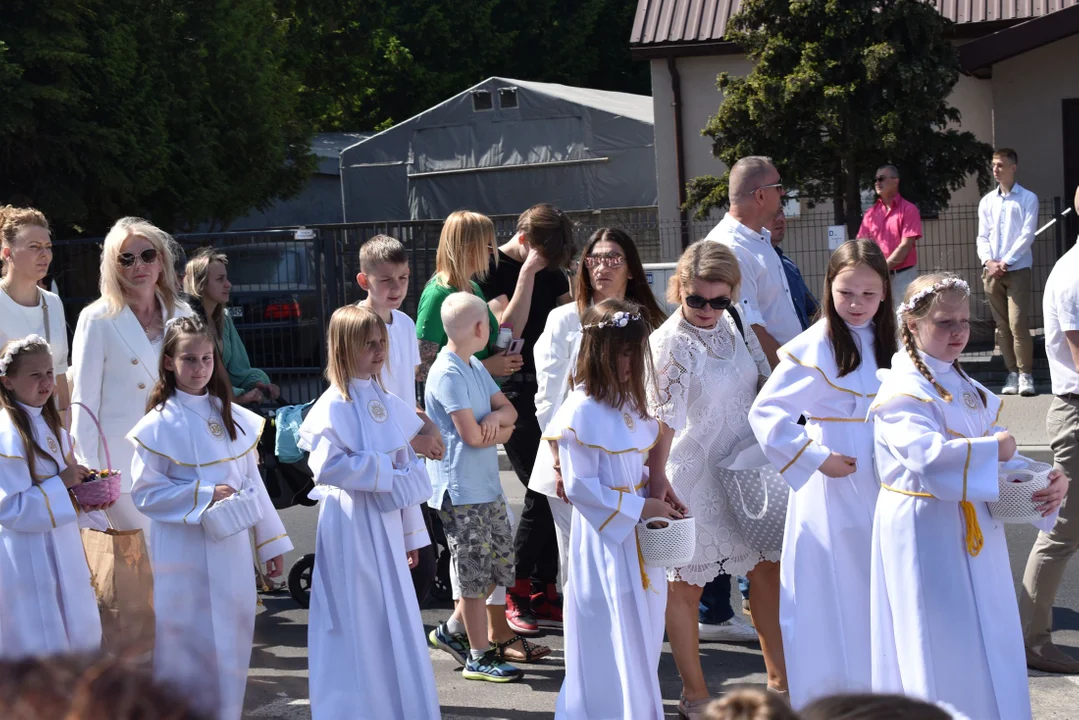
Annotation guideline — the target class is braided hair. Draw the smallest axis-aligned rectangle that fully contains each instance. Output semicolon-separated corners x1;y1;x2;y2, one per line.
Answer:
896;272;986;406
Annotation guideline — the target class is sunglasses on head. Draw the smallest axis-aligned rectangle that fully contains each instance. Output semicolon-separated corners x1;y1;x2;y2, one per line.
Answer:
684;294;732;310
118;248;159;268
584;253;626;269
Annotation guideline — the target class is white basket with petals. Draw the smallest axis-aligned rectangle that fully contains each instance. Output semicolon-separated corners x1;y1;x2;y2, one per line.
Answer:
988;458;1052;524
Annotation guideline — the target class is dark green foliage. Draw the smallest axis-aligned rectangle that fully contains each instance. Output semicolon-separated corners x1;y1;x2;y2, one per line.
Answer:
685;0;993;235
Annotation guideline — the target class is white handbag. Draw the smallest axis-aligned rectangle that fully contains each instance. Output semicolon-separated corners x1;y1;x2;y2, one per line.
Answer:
715;435;788;553
183;404;264;542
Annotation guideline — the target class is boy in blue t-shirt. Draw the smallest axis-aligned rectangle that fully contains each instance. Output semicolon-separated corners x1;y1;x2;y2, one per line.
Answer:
424;292;521;683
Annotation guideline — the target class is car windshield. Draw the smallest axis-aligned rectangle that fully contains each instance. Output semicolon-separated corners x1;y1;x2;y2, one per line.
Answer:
227;248;306;287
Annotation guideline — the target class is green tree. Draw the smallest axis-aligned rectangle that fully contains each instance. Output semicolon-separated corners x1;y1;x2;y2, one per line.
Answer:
0;0;315;234
685;0;993;236
276;0;649;133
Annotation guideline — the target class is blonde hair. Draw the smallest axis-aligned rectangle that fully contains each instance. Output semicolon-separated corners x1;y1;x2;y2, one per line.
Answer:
897;272;984;405
0;205;50;278
441;291;489;342
183;247;229;338
325;304;388;401
667;240;741;304
98;217;180;317
434;211;495;291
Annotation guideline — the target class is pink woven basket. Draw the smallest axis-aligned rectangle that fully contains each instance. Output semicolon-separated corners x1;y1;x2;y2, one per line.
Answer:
69;402;122;507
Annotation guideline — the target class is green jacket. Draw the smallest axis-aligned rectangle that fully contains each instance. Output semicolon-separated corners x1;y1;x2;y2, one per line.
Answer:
221;314;270;397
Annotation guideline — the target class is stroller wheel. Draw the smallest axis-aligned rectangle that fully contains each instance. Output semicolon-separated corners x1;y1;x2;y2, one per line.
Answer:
288;553;315;609
429;548;453;602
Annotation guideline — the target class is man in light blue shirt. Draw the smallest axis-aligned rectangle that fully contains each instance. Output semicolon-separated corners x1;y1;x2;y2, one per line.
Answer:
977;148;1040;396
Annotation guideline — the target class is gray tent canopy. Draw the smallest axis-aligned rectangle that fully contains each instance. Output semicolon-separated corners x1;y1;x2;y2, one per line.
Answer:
340;77;657;223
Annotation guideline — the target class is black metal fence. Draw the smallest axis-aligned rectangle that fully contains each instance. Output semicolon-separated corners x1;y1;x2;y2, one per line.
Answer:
51;199;1070;405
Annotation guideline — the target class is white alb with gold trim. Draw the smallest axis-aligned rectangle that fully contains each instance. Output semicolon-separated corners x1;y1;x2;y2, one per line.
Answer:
0;404;102;658
868;351;1055;720
748;319;880;708
297;377;438;720
127;390;292;720
543;388;666;720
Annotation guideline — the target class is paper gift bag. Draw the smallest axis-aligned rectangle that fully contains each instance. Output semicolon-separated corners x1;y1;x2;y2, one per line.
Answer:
81;528;155;657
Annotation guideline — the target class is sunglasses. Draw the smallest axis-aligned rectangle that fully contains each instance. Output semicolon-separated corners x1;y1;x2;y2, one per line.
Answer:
584;253;626;269
684;294;732;310
755;181;784;194
118;248;159;268
874;176;896;183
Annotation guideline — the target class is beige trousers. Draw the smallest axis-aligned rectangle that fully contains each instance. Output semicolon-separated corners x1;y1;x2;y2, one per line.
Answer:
983;267;1034;374
1019;396;1079;649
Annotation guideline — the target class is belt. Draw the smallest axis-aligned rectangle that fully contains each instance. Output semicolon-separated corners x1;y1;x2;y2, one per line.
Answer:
889;265;915;276
1057;393;1079;402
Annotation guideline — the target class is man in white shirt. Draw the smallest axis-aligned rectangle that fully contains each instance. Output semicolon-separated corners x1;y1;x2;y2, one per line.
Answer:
704;156;801;367
1018;185;1079;674
977;148;1040;396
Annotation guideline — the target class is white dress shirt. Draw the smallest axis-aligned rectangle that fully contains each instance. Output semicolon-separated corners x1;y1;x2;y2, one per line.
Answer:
1044;242;1079;395
976;182;1039;271
704;213;802;345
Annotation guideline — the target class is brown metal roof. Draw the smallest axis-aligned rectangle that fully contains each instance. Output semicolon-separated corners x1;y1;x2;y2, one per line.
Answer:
631;0;1079;48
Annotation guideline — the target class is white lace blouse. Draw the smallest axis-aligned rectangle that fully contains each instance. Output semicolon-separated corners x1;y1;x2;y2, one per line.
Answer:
648;308;780;584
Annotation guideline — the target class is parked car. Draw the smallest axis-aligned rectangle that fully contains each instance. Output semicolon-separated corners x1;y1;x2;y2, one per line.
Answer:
222;241;323;370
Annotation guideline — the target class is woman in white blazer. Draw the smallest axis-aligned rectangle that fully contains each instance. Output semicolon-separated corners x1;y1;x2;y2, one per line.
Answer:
0;206;72;416
71;217;192;534
530;228;666;584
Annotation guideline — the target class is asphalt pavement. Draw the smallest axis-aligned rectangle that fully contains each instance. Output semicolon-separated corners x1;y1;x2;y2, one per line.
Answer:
241;465;1079;719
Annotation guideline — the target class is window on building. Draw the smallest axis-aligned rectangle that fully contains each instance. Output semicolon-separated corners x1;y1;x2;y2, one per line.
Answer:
472;90;493;112
499;88;518;109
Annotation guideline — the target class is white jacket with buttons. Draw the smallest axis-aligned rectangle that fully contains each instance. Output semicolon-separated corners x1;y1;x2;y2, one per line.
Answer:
70;296;193;491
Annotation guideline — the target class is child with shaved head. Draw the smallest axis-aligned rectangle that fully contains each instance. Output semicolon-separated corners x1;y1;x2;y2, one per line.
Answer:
424;292;525;682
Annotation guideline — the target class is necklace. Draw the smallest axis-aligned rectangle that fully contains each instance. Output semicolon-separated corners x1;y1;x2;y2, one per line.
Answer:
184;399;225;439
133;298;162;339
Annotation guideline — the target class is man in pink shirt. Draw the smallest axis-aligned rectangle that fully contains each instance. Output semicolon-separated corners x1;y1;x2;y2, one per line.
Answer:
857;164;923;305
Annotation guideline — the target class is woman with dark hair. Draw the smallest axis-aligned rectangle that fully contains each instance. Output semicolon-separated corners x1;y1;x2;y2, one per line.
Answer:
531;227;665;587
478;203;578;634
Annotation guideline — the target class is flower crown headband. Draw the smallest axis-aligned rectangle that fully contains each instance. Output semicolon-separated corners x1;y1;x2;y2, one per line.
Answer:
896;277;970;317
581;310;641;331
0;334;50;377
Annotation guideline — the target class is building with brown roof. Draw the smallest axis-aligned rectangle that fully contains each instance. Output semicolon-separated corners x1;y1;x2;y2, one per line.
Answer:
631;1;1079;259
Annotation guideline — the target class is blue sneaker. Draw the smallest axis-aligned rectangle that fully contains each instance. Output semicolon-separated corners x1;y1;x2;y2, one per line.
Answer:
462;650;522;683
428;623;470;666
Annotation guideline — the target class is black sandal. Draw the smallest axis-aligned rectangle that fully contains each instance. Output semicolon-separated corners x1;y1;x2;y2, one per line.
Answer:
493;634;551;663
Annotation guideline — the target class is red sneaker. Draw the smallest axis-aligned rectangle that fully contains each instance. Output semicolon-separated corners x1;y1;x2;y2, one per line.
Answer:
505;581;540;636
530;584;563;628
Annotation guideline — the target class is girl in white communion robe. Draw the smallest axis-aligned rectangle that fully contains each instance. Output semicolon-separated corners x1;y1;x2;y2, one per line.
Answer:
749;240;897;708
297;305;440;720
543;300;685;720
129;318;291;720
0;335;102;659
869;274;1068;720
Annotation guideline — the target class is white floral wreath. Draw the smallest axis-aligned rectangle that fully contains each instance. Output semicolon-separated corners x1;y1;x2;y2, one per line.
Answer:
0;334;50;377
896;277;970;317
582;310;641;331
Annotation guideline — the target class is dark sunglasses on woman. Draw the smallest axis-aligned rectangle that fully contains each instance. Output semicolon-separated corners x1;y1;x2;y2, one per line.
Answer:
684;294;732;310
584;253;626;269
118;248;159;268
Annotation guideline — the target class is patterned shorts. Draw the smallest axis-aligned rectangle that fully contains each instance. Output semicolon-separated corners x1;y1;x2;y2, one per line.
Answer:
438;496;515;597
